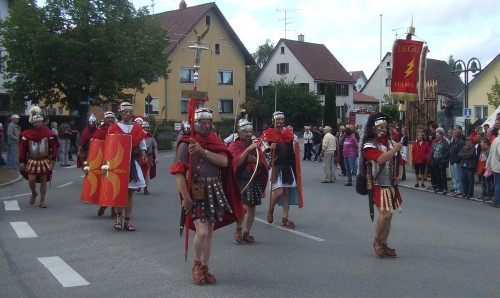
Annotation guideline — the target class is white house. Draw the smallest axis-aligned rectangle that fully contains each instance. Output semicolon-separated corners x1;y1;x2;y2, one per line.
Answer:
255;36;356;122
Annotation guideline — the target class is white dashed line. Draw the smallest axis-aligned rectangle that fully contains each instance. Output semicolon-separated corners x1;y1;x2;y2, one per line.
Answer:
66;165;77;169
4;200;20;211
38;256;89;287
254;218;326;242
164;154;175;158
58;182;74;188
10;222;38;238
0;193;31;201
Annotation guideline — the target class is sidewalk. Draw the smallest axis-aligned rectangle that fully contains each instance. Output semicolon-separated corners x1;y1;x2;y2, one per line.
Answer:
398;169;488;203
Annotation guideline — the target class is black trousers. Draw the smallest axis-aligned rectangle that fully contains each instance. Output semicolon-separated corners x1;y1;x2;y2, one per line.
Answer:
303;143;312;160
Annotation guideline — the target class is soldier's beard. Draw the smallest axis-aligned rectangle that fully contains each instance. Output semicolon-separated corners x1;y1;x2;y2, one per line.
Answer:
374;126;386;137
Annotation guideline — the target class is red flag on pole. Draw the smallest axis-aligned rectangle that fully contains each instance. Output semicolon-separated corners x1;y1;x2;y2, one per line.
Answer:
390;39;424;101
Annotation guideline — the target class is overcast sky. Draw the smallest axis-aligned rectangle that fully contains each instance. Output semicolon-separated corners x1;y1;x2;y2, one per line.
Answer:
129;0;499;77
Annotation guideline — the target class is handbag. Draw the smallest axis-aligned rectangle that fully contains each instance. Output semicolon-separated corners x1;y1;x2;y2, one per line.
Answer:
484;168;493;178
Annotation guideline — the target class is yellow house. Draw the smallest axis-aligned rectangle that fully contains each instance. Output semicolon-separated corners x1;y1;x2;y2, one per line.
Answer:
128;2;255;122
465;54;500;121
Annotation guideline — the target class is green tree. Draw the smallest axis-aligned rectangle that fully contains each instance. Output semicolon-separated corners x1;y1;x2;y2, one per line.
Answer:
245;39;275;122
0;0;170;124
259;78;322;128
323;83;337;129
487;76;500;108
448;55;455;68
246;39;274;97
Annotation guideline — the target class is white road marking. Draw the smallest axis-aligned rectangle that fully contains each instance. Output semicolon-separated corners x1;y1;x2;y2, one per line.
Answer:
4;200;20;211
255;218;326;242
164;154;175;158
66;165;77;169
38;256;89;287
57;182;74;188
10;222;38;238
80;175;85;178
0;193;31;201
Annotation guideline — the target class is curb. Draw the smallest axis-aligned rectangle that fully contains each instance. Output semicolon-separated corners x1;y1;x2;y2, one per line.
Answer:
0;174;23;188
398;183;485;203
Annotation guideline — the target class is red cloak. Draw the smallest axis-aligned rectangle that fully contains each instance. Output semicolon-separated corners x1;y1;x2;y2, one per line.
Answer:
108;122;146;147
228;138;269;191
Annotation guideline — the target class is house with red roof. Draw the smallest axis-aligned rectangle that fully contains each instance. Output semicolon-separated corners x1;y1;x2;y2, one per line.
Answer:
126;1;255;122
254;36;356;123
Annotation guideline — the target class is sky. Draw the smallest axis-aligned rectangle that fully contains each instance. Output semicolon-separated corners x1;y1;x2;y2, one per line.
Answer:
127;0;499;78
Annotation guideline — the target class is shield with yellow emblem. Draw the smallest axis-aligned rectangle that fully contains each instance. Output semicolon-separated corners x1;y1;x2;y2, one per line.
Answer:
99;134;132;207
80;139;105;204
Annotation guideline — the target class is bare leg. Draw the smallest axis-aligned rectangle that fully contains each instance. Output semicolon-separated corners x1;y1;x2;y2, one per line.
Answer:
125;189;134;218
39;176;48;204
244;206;256;232
375;209;392;242
28;175;37;204
281;187;290;219
193;220;214;265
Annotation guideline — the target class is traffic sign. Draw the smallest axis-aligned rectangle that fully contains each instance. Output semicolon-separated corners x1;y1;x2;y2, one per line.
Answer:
464;108;472;119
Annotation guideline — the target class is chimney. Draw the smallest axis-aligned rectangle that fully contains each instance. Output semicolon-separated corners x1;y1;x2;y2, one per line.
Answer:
298;34;304;42
179;0;187;9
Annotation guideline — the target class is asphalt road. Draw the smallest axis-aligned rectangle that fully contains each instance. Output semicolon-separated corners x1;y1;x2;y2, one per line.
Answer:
1;150;500;298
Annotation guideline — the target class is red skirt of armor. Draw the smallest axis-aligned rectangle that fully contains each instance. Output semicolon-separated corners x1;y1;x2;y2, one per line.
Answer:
22;158;54;182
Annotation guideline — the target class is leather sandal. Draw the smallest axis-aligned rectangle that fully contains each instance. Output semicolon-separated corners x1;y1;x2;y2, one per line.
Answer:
266;208;274;223
382;243;397;257
281;217;295;229
124;217;136;231
373;238;386;258
242;231;255;243
201;265;216;285
30;192;37;205
114;214;123;231
192;260;206;285
233;227;242;244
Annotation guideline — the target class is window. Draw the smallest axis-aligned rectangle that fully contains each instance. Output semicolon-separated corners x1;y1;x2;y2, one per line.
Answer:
317;83;326;95
258;85;269;95
336;106;342;119
385;78;391;87
180;97;189;114
280;47;285;54
145;95;159;115
218;99;233;113
217;70;233;85
474;105;488;119
335;84;349;96
180;67;195;83
206;15;211;26
215;43;220;55
276;63;289;74
298;83;309;91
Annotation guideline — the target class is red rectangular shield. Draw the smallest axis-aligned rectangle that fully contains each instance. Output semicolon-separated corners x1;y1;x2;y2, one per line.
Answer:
80;139;105;204
99;134;132;207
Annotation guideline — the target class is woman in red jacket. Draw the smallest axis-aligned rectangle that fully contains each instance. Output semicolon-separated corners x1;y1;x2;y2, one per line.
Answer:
411;132;430;188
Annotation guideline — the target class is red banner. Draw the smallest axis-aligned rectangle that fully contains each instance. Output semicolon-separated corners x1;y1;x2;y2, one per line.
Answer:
390;39;424;101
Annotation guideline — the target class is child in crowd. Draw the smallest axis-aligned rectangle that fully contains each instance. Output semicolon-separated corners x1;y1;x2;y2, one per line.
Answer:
477;137;494;201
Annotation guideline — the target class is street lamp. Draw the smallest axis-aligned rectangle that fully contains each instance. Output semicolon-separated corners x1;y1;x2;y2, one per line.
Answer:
452;58;482;135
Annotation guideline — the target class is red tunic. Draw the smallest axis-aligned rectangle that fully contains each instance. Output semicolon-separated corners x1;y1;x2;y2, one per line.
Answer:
171;132;244;231
19;127;58;182
92;126;109;141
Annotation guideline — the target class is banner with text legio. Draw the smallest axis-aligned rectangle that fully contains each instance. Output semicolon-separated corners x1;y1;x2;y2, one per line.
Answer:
390;39;424;101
